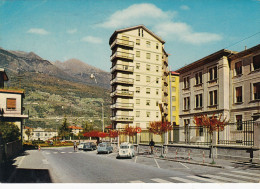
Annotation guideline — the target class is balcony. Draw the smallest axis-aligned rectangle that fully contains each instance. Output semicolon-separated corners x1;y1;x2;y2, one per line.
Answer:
110;64;134;73
0;108;28;119
110;115;134;122
110;51;134;61
163;55;168;66
162;97;168;104
110;77;134;85
110;90;134;97
162;76;168;86
110;38;134;49
163;86;168;95
110;103;134;109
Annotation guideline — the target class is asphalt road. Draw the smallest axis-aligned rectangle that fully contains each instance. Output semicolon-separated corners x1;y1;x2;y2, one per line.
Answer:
8;147;260;183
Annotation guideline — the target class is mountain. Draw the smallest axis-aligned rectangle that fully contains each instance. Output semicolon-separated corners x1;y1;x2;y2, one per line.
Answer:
53;59;110;89
0;48;111;130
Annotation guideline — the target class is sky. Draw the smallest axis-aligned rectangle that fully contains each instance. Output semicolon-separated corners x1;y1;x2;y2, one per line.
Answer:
0;0;260;72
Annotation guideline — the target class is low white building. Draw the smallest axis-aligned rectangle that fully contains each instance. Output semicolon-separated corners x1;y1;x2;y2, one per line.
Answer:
68;125;83;136
30;127;58;141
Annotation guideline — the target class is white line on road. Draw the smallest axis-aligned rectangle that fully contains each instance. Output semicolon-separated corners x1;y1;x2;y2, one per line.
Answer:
187;175;221;183
218;172;260;182
68;152;73;154
154;158;160;168
169;177;197;183
130;180;145;183
231;170;260;177
151;178;172;183
179;162;189;169
135;156;138;163
53;152;58;154
61;152;66;154
205;174;247;183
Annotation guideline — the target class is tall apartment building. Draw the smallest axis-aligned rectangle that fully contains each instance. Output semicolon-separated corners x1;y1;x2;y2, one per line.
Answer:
109;25;169;134
176;49;236;143
229;44;260;123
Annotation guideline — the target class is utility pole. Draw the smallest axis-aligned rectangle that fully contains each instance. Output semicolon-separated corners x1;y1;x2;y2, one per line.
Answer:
102;102;104;132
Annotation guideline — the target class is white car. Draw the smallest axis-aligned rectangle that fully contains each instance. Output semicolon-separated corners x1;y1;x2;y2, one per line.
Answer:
78;142;86;150
117;142;135;159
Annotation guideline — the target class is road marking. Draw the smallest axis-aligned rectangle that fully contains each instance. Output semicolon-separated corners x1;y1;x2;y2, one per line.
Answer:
42;159;48;164
61;152;66;154
45;152;50;155
187;175;221;183
179;162;189;169
53;152;58;154
218;172;260;182
130;180;145;183
68;152;73;154
135;156;138;163
231;170;260;177
151;178;172;183
154;158;160;168
204;174;247;183
18;156;26;166
170;177;197;183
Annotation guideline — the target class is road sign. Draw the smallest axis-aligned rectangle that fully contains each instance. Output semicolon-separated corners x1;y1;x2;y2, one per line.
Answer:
136;127;142;133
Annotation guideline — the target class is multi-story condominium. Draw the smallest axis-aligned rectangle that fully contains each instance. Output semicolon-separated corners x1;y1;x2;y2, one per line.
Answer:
167;71;180;142
109;25;169;140
229;44;260;123
176;49;236;143
0;68;29;139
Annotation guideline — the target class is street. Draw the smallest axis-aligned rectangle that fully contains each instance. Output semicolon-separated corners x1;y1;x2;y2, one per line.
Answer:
4;147;260;183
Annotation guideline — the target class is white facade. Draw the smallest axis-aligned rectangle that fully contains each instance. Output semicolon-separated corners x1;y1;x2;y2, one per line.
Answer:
30;127;58;141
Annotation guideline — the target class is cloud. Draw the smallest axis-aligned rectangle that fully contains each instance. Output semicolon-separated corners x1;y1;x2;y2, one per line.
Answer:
97;3;175;29
67;28;77;34
180;5;190;10
98;3;222;45
81;36;102;44
27;28;49;35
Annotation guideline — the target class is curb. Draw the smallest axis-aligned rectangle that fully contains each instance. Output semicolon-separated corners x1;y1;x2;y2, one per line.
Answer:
137;154;224;168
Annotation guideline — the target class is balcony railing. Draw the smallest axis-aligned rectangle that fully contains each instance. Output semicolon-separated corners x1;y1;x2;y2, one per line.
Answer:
110;38;134;49
0;108;28;118
110;64;134;73
110;103;134;109
110;90;134;97
162;97;168;104
163;86;168;95
110;77;134;85
110;115;134;122
110;51;134;61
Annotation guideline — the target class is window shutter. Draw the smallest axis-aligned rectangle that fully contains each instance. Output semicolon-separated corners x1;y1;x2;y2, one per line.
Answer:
7;98;16;110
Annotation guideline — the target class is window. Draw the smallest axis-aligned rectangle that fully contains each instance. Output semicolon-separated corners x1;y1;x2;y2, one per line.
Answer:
195;94;203;108
156;66;159;72
172;87;176;92
136;111;140;117
136;75;140;81
253;82;260;100
146;111;150;117
236;115;243;130
146;76;150;82
184;119;190;126
209;66;217;81
156;112;159;118
6;98;16;110
136;99;140;105
146;53;151;59
146;41;151;48
142;29;144;37
136;39;140;45
138;29;140;36
156;77;159;84
171;77;176;82
45;133;47;136
146;64;150;71
146;100;150;106
136;87;140;93
172;106;176;111
183;97;190;110
136;63;140;69
195;72;202;85
156;101;159;106
156;89;159;95
156;43;159;49
209;90;218;106
172;116;176;121
146;88;150;94
235;61;242;75
156;55;159;61
183;76;190;89
136;51;140;57
252;54;260;71
172;96;176;102
235;87;242;103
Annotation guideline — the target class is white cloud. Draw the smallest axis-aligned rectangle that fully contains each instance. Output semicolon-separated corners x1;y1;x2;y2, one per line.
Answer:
27;28;49;35
81;36;102;44
98;3;222;45
180;5;190;10
67;28;77;34
97;3;175;29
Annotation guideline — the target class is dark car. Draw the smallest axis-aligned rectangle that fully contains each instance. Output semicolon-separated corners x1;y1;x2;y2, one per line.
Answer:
83;142;97;151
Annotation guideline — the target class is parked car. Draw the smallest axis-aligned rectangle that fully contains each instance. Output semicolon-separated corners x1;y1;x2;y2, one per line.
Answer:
78;142;86;150
83;142;97;151
97;142;113;154
117;142;135;159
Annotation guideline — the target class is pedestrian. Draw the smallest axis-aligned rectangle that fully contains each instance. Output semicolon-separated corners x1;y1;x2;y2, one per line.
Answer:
149;139;155;154
74;141;77;151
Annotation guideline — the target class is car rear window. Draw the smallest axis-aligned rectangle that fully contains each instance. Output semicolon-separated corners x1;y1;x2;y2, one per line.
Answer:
99;144;105;147
120;146;129;149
